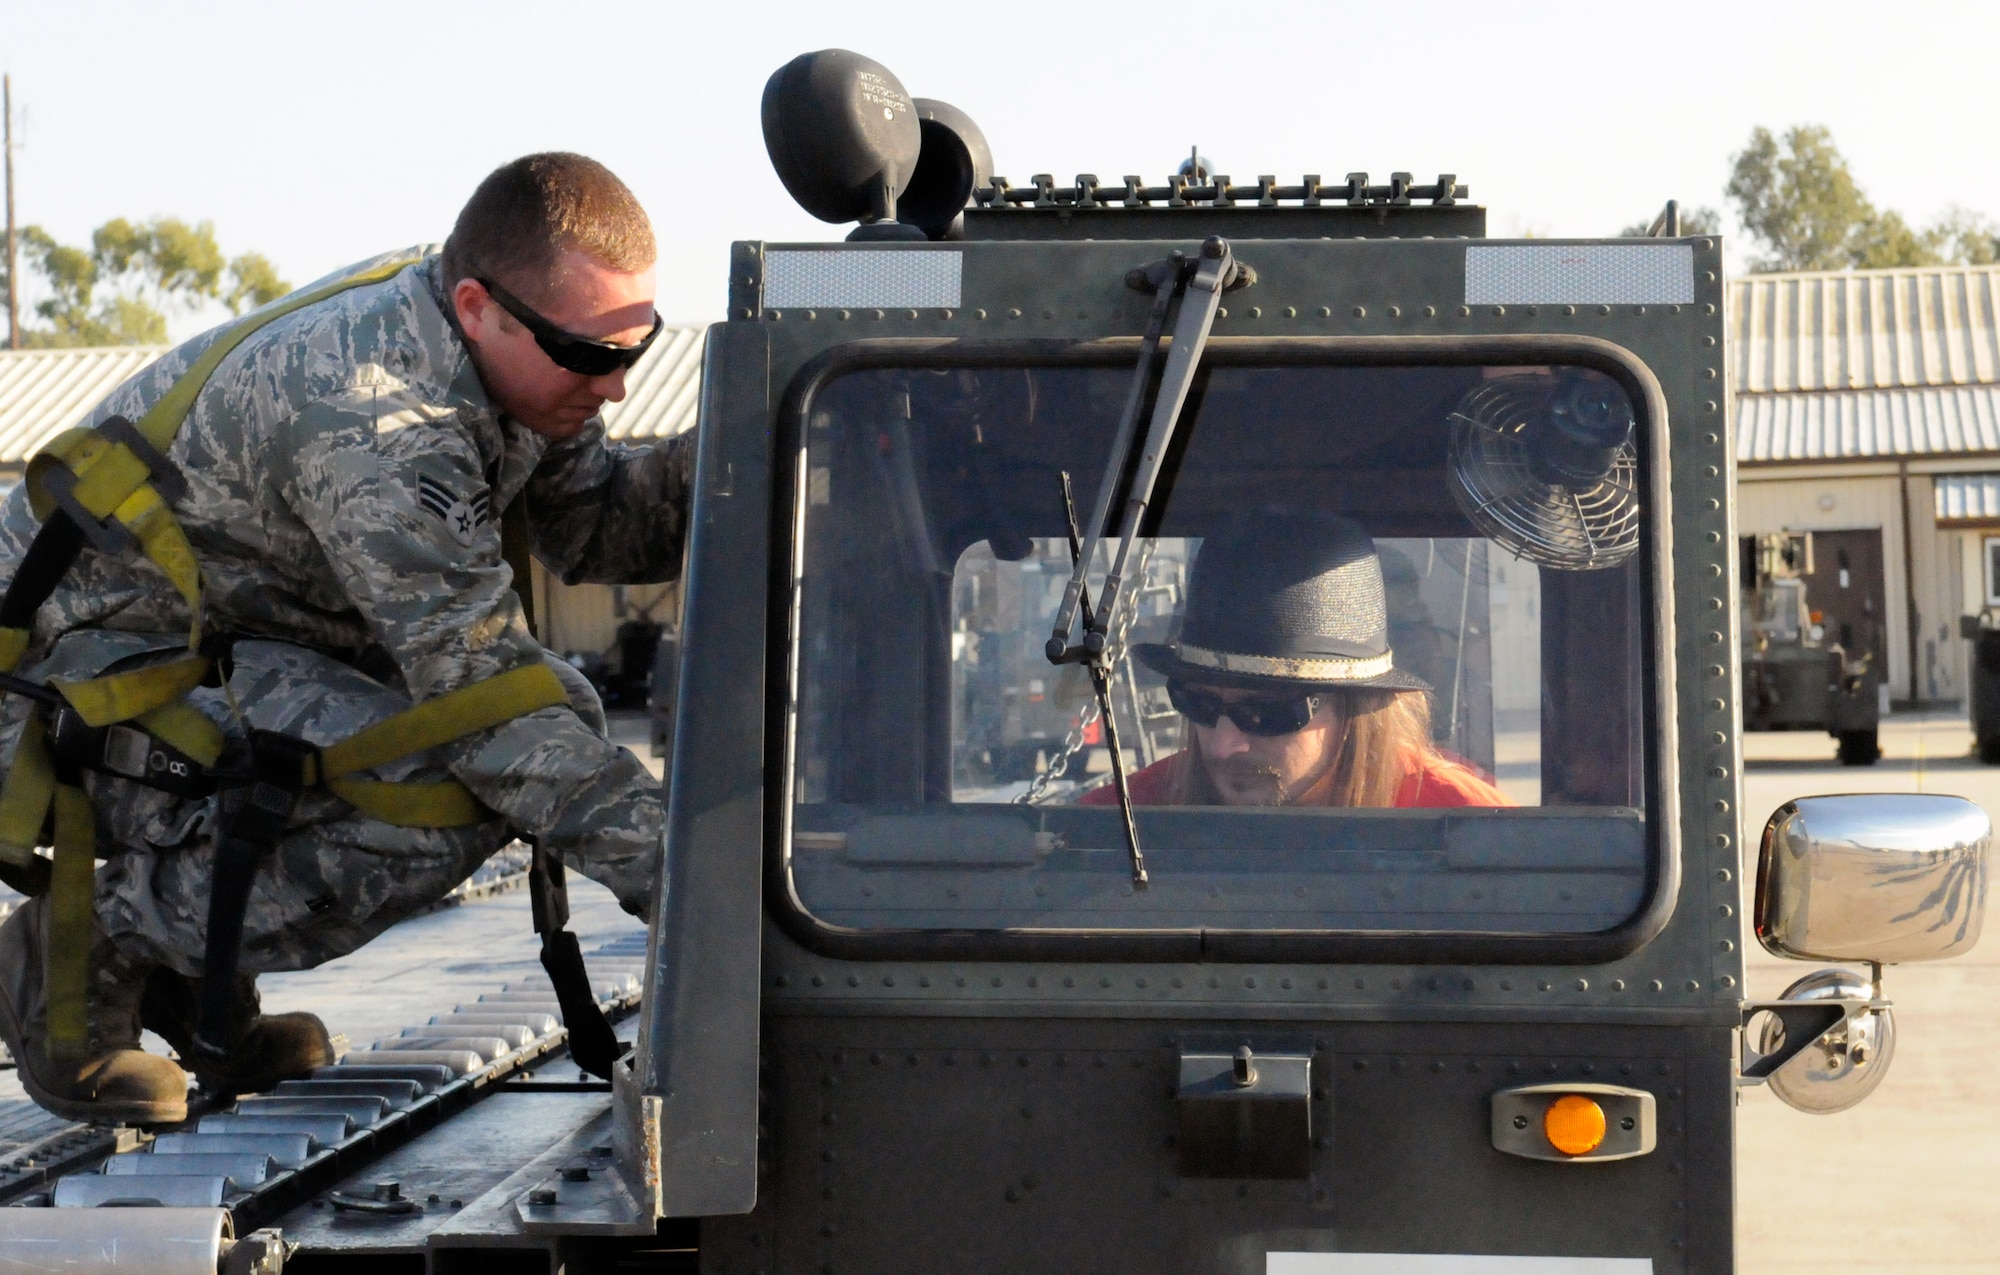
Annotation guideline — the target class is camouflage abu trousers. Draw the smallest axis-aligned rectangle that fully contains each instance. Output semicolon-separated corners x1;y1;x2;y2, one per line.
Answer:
7;633;614;977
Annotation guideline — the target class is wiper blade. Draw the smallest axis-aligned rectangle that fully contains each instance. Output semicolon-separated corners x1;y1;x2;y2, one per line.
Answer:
1057;471;1147;889
1040;236;1245;888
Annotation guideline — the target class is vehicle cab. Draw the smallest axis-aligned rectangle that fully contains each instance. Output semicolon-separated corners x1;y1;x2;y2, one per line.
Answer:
612;51;1991;1275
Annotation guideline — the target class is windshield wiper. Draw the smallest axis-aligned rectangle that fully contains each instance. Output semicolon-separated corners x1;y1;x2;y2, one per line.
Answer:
1057;470;1148;888
1044;235;1248;889
1047;235;1241;664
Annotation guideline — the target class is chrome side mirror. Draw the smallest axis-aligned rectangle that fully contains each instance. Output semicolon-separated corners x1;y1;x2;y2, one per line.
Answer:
1745;794;1989;1114
1756;794;1988;963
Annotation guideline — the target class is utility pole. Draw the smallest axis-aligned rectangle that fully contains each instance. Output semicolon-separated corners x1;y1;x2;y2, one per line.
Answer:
4;75;16;351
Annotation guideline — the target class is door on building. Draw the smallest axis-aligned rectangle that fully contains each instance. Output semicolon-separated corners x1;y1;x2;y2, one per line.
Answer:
1800;529;1887;672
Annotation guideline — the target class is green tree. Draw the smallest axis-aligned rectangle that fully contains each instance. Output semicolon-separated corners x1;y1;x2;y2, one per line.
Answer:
1848;208;1938;270
13;217;290;347
222;252;287;314
1618;205;1721;238
1925;206;2000;265
92;216;223;318
1726;125;1879;271
1725;125;2000;273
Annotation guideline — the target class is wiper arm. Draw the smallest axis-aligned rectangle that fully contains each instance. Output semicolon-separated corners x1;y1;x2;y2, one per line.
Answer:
1057;471;1147;889
1045;256;1184;664
1041;236;1247;889
1046;235;1240;665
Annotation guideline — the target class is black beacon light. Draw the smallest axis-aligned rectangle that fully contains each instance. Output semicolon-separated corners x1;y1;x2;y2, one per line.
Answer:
761;49;991;243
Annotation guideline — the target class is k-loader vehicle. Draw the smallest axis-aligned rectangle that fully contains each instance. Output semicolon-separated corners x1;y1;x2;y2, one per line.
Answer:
0;49;1985;1275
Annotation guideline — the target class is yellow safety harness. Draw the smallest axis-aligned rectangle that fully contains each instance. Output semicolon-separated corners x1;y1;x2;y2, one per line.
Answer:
0;258;571;1061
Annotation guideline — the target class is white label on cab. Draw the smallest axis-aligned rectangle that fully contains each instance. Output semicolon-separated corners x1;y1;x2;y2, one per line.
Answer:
764;250;962;309
1463;243;1694;306
1269;1256;1652;1275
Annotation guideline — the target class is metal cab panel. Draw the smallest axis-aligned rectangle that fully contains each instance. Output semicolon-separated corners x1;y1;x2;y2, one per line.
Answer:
700;1017;1731;1274
634;318;774;1217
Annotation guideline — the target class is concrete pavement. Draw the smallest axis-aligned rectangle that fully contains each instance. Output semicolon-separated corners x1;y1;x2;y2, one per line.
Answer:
1738;712;2000;1272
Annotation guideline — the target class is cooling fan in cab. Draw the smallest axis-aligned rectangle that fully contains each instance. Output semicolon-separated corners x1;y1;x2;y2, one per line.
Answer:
1445;372;1640;571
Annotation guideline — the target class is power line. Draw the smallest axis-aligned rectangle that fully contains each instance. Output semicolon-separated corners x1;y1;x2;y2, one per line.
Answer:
5;74;16;351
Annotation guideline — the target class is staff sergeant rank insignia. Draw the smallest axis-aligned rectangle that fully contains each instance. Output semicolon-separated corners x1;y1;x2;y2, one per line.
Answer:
417;474;491;547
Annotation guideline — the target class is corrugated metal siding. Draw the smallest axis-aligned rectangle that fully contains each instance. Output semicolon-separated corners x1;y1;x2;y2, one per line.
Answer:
1935;473;2000;525
0;323;707;465
0;346;166;466
1736;383;2000;463
1732;265;2000;394
601;325;704;441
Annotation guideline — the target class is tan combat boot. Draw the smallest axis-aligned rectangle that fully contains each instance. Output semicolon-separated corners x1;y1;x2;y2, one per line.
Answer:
0;896;188;1124
140;967;334;1096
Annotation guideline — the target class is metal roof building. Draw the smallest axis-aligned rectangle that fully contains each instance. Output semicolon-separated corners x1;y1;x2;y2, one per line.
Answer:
1729;262;2000;709
0;345;169;469
0;323;708;470
1733;264;2000;463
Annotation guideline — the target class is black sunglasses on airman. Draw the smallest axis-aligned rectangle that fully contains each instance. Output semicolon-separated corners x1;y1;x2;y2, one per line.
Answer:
476;276;664;377
1166;681;1324;737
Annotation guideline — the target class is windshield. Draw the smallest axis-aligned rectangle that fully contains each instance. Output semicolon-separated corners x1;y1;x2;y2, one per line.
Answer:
783;358;1656;945
1746;578;1808;647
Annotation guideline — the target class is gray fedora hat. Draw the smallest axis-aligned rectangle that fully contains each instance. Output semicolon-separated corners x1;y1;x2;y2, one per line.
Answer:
1133;511;1430;693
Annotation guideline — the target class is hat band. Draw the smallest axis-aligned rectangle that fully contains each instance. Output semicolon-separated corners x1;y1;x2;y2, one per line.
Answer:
1175;642;1396;682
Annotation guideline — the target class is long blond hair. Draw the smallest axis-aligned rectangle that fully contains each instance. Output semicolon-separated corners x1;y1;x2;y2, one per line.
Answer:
1164;687;1436;807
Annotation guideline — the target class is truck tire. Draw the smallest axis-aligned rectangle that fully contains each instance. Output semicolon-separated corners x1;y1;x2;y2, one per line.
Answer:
1981;735;2000;766
1836;729;1880;766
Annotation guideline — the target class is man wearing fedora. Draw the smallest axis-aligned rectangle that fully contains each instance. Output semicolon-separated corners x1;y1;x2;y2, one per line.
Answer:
1087;512;1510;809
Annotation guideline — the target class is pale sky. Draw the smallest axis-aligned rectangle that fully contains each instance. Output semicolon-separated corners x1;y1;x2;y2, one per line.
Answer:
0;0;1994;336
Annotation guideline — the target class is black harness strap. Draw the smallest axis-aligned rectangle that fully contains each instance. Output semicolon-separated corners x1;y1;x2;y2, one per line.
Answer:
0;511;86;633
192;730;318;1061
529;843;628;1080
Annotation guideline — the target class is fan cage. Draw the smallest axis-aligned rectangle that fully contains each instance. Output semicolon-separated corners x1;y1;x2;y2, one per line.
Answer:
1446;380;1641;572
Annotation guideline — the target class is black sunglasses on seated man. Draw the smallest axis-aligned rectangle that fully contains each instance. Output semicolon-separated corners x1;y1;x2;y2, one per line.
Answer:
1166;680;1325;737
477;275;664;377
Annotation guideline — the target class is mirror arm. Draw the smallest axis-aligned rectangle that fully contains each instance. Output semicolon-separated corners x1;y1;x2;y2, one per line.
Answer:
1737;997;1884;1084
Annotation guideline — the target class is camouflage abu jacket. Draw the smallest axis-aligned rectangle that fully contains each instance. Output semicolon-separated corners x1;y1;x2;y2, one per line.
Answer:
0;248;691;912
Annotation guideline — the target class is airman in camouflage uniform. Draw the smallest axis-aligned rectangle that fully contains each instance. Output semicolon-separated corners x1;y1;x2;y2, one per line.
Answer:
0;154;685;1121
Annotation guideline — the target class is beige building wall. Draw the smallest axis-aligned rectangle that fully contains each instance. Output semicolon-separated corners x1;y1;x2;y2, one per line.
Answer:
529;562;680;667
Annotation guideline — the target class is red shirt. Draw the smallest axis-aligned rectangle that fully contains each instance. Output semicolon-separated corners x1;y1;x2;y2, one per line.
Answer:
1079;749;1515;808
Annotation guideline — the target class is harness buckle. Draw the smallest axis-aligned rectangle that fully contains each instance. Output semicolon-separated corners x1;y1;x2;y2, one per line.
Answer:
217;730;320;846
36;466;137;556
46;702;218;799
96;416;187;504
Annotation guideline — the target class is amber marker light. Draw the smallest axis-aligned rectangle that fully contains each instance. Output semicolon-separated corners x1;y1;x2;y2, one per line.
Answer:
1543;1094;1607;1156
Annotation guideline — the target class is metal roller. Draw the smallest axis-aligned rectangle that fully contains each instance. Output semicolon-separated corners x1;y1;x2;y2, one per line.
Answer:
331;1049;483;1076
303;1062;454;1092
152;1132;313;1167
0;1206;228;1274
273;1078;425;1108
53;1172;226;1208
102;1151;275;1187
401;1020;535;1049
368;1035;511;1062
429;1010;560;1035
